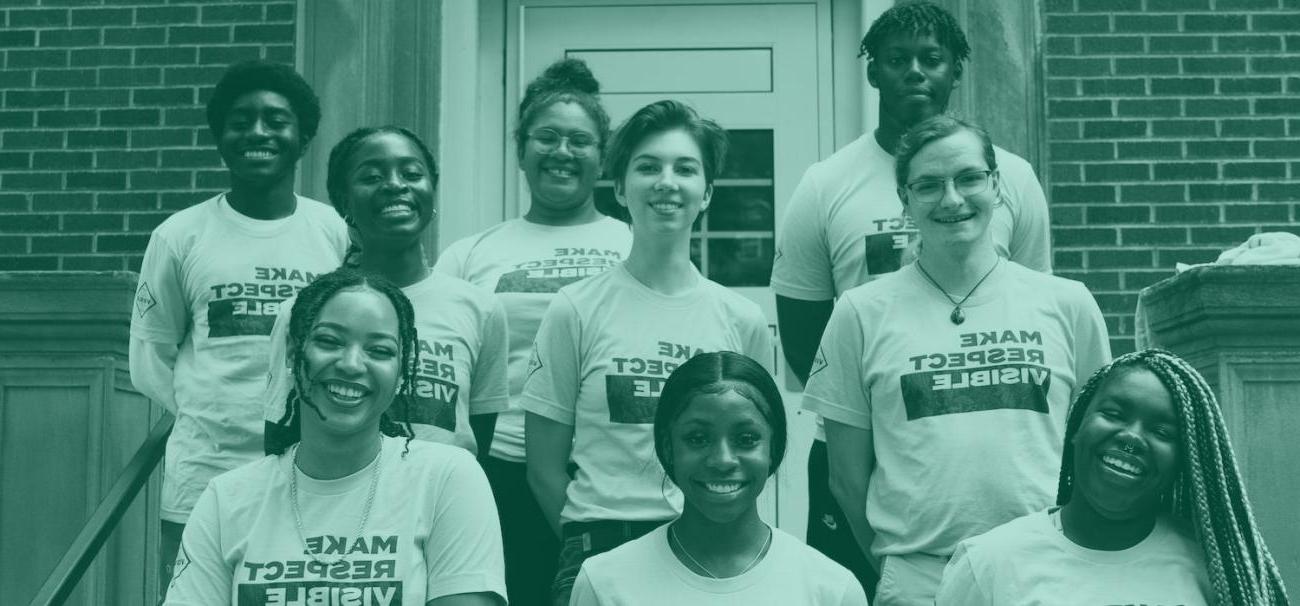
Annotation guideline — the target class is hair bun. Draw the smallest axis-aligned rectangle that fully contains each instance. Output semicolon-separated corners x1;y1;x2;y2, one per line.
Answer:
536;58;600;96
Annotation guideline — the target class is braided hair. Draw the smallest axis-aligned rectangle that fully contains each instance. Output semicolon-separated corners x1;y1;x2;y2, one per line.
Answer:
858;1;971;77
324;126;440;268
1057;349;1289;605
266;268;418;456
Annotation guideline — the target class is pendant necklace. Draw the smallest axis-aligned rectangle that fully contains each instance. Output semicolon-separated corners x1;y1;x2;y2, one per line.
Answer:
669;523;772;579
914;257;1000;325
289;442;382;565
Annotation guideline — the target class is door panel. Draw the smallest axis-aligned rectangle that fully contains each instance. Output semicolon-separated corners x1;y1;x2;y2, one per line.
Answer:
520;1;825;534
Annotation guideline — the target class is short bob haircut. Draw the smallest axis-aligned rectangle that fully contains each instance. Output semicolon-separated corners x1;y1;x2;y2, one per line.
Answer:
605;100;729;191
653;351;787;482
894;114;999;193
206;60;322;143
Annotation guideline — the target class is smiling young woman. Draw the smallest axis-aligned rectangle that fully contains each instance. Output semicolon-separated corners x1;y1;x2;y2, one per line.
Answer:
165;269;506;606
522;101;772;605
568;352;868;605
803;115;1112;606
936;349;1290;606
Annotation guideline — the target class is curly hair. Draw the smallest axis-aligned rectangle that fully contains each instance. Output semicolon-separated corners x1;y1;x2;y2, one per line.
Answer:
859;1;970;77
206;59;321;143
265;268;418;456
1057;349;1289;606
653;351;787;482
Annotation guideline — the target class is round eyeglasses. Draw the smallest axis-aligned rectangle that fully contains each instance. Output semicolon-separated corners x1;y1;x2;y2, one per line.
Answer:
529;128;597;157
903;170;995;204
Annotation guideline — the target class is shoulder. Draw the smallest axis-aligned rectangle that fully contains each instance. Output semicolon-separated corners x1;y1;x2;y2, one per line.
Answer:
556;263;621;299
424;272;497;307
292;196;346;226
393;438;482;483
1156;515;1208;561
840;268;912;307
993;145;1036;177
444;219;520;255
769;528;861;587
582;526;665;577
704;280;765;318
956;510;1054;564
1003;262;1091;299
815;133;883;174
205;453;282;495
151;194;222;239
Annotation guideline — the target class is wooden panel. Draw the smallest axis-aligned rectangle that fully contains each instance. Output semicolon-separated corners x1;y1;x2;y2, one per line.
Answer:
1221;356;1300;593
0;365;98;605
572;48;773;93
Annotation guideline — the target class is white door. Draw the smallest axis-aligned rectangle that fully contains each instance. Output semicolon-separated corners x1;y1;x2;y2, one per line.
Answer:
515;0;829;535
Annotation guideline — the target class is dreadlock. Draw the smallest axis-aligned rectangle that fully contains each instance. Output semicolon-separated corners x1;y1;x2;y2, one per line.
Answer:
1057;349;1290;605
266;268;418;456
858;1;971;76
324;126;440;268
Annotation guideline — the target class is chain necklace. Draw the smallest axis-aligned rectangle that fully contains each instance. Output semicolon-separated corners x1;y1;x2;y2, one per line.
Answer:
914;257;1001;325
669;523;772;579
289;442;382;565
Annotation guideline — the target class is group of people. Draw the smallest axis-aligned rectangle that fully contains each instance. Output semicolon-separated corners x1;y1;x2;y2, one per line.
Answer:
127;2;1289;605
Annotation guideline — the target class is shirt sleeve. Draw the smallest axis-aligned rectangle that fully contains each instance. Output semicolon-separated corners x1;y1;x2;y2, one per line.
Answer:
568;567;604;606
1068;282;1112;400
801;297;871;429
739;306;776;376
423;450;507;602
163;485;232;606
468;296;510;415
771;165;836;301
1001;157;1053;274
935;542;994;606
130;337;180;414
519;296;582;425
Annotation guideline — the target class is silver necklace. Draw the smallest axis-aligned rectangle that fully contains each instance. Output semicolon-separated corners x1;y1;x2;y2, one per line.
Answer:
289;442;382;564
914;257;1000;325
669;523;772;579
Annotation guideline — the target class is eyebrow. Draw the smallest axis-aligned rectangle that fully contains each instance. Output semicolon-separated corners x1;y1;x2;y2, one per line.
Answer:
312;321;399;342
352;157;425;171
633;154;701;164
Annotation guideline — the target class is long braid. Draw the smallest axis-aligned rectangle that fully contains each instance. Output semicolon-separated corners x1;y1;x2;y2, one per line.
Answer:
1057;350;1289;605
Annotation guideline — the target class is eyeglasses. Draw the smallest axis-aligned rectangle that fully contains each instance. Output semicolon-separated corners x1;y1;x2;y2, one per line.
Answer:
529;128;597;157
903;170;995;204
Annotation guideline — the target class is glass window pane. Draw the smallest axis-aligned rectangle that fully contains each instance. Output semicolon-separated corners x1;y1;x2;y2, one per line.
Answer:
707;186;774;231
720;130;774;179
707;237;773;287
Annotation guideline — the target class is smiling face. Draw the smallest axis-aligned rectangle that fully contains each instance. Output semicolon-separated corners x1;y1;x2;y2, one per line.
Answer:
868;32;960;128
297;287;403;443
217;90;304;188
670;389;773;525
520;101;602;219
1071;368;1181;522
899;130;998;250
342;132;436;249
616;128;712;237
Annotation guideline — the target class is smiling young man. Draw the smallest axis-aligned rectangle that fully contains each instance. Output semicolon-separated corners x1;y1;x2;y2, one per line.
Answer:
769;1;1053;596
129;60;348;595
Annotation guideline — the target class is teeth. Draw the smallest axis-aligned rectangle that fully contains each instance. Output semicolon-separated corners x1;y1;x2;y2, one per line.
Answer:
326;384;364;399
545;167;575;178
934;214;972;223
650;202;681;212
704;482;742;494
380;204;412;215
1101;455;1141;475
243;150;274;159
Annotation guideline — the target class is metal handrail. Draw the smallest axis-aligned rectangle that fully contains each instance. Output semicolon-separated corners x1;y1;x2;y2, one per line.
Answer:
29;415;174;606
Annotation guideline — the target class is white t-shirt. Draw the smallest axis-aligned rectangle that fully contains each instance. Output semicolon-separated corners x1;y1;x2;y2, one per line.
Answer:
802;261;1111;559
401;272;510;455
935;510;1211;606
434;216;632;461
771;132;1052;302
260;272;510;457
570;524;869;605
521;264;773;524
131;193;349;523
164;436;507;606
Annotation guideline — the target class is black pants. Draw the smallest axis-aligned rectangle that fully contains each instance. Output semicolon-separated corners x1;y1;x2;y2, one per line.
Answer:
806;439;879;597
553;519;661;606
481;456;559;606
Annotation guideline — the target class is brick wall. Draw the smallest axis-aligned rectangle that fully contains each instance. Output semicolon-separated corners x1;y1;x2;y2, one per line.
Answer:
1043;0;1300;354
0;0;296;273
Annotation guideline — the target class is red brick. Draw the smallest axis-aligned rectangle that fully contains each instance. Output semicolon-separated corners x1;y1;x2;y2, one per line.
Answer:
67;129;127;148
97;234;150;252
1087;205;1151;223
1218;0;1282;7
1190;226;1258;246
1186;99;1249;116
9;49;69;68
1049;99;1113;118
1046;36;1076;55
162;191;220;210
1155;205;1221;223
1224;162;1287;179
1116;99;1180;117
1054;250;1084;269
1081;78;1145;95
1121;227;1188;245
135;6;198;25
70;8;133;27
63;256;125;271
163;66;225;85
1055;227;1120;246
168;25;231;45
1089;249;1154;269
1050;121;1082;140
129;170;191;189
69;47;131;66
67;171;128;190
1152;120;1215;137
1046;15;1111;34
1254;140;1300;158
0;70;34;88
136;46;197;65
1250;12;1300;32
101;108;160;126
10;9;70;27
127;212;170;231
130;128;193;147
35;67;98;87
103;27;165;46
233;24;292;43
1078;0;1141;10
1219;77;1283;95
1217;35;1282;52
201;4;263;23
63;213;124;231
1083;120;1146;138
160;149;218;168
265;3;294;22
199;45;261;65
1186;140;1249;158
1052;184;1117;203
38;28;100;47
1221;118;1285;137
31;235;93;253
0;152;32;170
1116;57;1178;74
3;173;62;190
163;107;205;126
1085;163;1151;181
0;237;28;255
1118;141;1181;159
1189;184;1252;201
1153;162;1218;181
6;89;67;107
1250;56;1300;73
0;30;38;47
99;192;159;210
99;67;162;86
1225;203;1289;222
33;150;93;169
1047;58;1111;77
1080;36;1144;54
1051;142;1114;161
1121;184;1185;204
1124;270;1178;291
1150;77;1214;95
264;46;293;63
0;256;59;271
4;130;64;148
1051;205;1085;226
1184;14;1247;31
0;214;60;232
1052;164;1082;183
195;170;228;188
1113;15;1179;32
